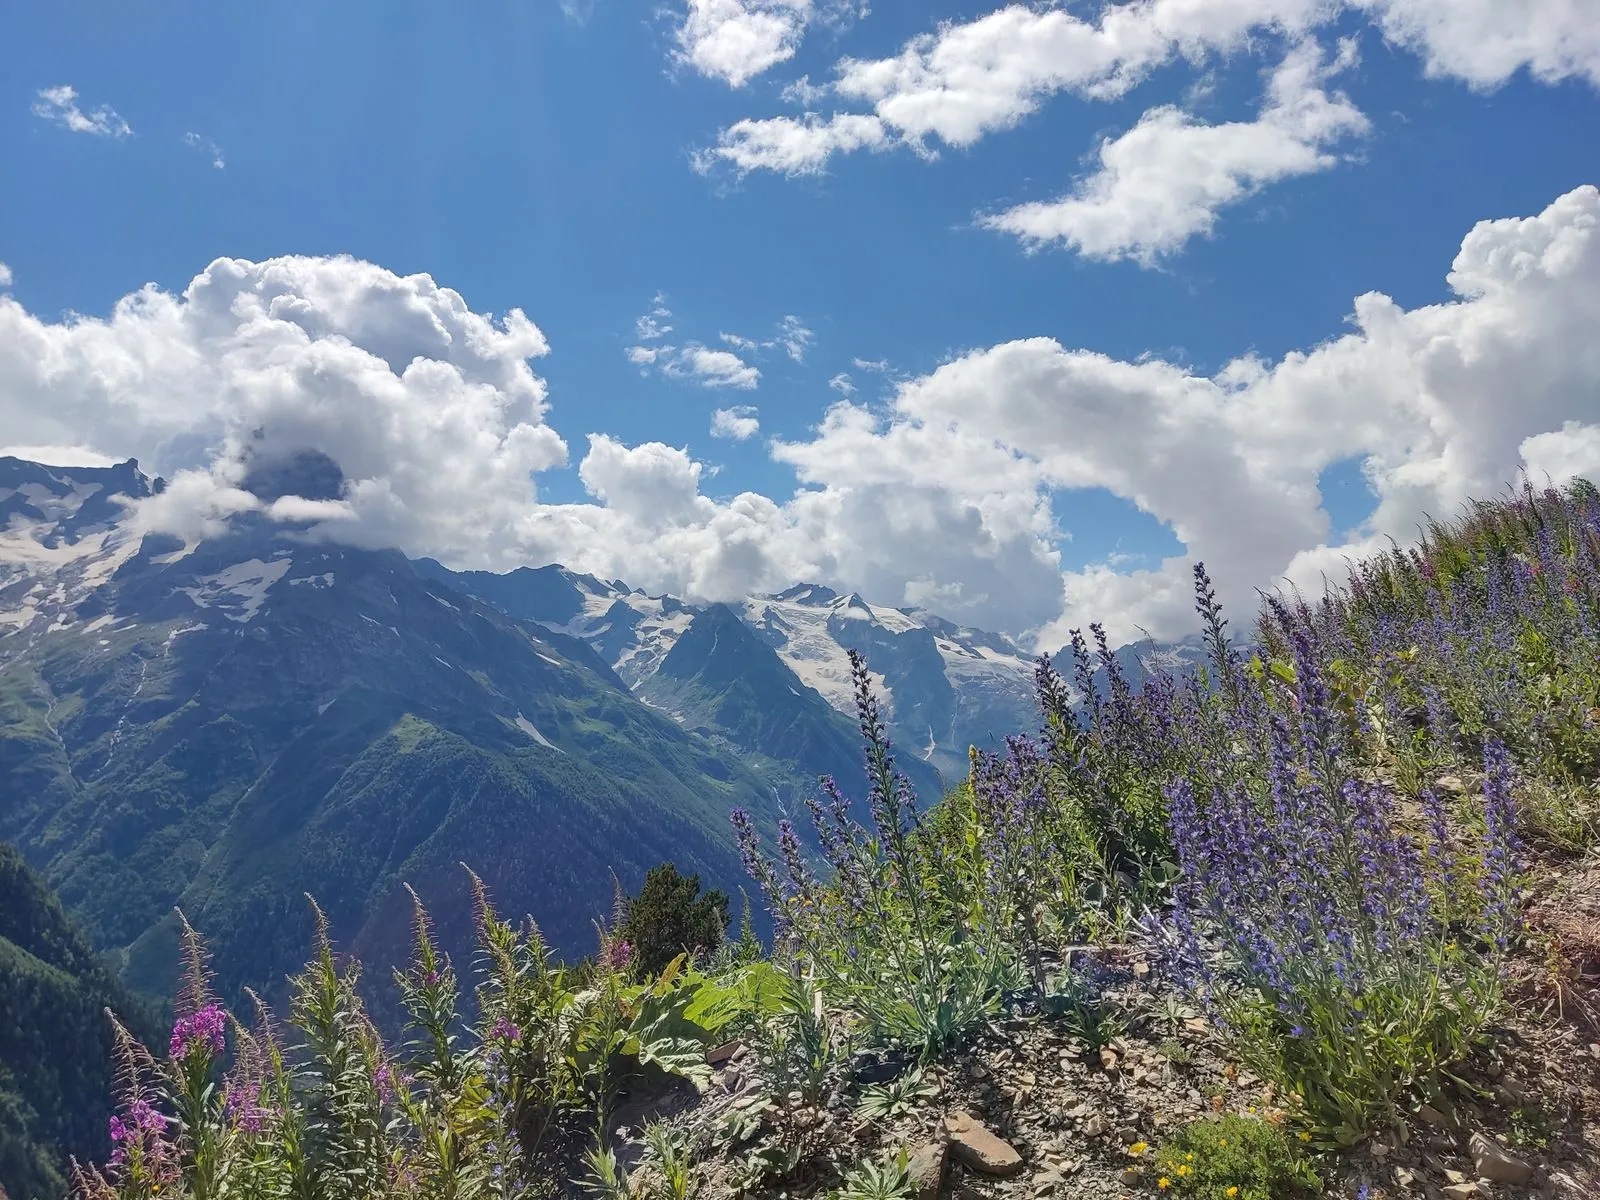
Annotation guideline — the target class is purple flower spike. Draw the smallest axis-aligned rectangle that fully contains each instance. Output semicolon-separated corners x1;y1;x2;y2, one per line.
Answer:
169;1003;226;1061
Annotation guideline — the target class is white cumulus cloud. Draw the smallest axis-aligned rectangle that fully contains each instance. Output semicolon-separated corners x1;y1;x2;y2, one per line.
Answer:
673;0;815;87
1522;422;1600;487
666;346;762;388
983;40;1369;263
694;112;891;176
786;185;1600;642
705;0;1600;177
5;189;1598;646
0;254;565;563
711;405;762;439
1357;0;1600;89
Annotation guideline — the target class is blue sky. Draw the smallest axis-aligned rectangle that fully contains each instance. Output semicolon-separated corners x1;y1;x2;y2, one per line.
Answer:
2;1;1598;642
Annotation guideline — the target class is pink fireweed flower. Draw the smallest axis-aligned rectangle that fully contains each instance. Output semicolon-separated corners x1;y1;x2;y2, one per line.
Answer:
169;1003;226;1060
600;938;632;972
108;1098;169;1165
374;1062;396;1104
490;1017;521;1042
224;1080;268;1134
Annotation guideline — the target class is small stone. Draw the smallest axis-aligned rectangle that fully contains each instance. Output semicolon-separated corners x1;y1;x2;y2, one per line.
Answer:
1547;1169;1588;1197
1493;1084;1531;1108
946;1111;1025;1178
1099;1047;1120;1072
1183;1017;1208;1034
1437;774;1465;794
908;1141;948;1200
1441;1184;1478;1200
1132;961;1150;979
1370;1141;1390;1161
970;1062;991;1081
1116;1126;1141;1145
1418;1105;1448;1127
1445;1169;1469;1184
1394;1166;1415;1188
707;1040;743;1067
1031;1169;1063;1195
1120;1166;1142;1187
1083;1115;1109;1138
1468;1132;1534;1185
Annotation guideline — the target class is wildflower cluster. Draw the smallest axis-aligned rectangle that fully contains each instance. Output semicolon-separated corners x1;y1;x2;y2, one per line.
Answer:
73;877;769;1200
732;651;1014;1056
1147;1114;1320;1199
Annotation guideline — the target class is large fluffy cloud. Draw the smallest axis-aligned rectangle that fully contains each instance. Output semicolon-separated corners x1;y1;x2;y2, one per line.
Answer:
0;254;566;562
4;188;1598;644
981;40;1369;262
798;184;1600;642
700;0;1600;177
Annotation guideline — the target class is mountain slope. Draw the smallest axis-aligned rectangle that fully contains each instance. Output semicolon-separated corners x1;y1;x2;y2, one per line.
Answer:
0;460;785;1011
426;567;1043;788
637;603;945;804
0;842;157;1200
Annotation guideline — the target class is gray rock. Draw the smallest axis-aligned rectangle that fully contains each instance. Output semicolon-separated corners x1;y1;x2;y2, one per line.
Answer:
908;1141;948;1200
1468;1132;1534;1185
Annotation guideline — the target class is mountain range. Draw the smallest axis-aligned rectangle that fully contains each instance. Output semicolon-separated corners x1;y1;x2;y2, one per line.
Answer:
0;453;1206;1008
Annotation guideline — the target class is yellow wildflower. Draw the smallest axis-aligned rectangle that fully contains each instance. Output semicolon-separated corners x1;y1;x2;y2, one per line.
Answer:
1298;1131;1312;1142
1185;1153;1194;1161
1217;1140;1227;1148
1177;1165;1193;1178
1226;1189;1240;1198
1157;1179;1171;1191
1130;1142;1149;1155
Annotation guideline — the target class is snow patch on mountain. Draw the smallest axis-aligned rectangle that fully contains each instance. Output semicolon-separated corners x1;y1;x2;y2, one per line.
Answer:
514;713;564;752
178;557;293;623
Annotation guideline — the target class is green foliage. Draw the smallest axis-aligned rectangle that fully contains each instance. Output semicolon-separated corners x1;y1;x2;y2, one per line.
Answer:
734;658;1014;1061
1147;1115;1320;1200
74;875;761;1200
828;1148;913;1200
747;972;853;1109
1041;967;1126;1052
618;863;730;977
854;1068;936;1122
0;844;159;1200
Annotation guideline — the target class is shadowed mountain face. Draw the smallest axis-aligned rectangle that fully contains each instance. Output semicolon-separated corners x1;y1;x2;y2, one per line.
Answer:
0;841;159;1200
0;461;784;1014
240;447;347;504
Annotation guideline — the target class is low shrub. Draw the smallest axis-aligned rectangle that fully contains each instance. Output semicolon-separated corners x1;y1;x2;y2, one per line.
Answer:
1147;1114;1320;1199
